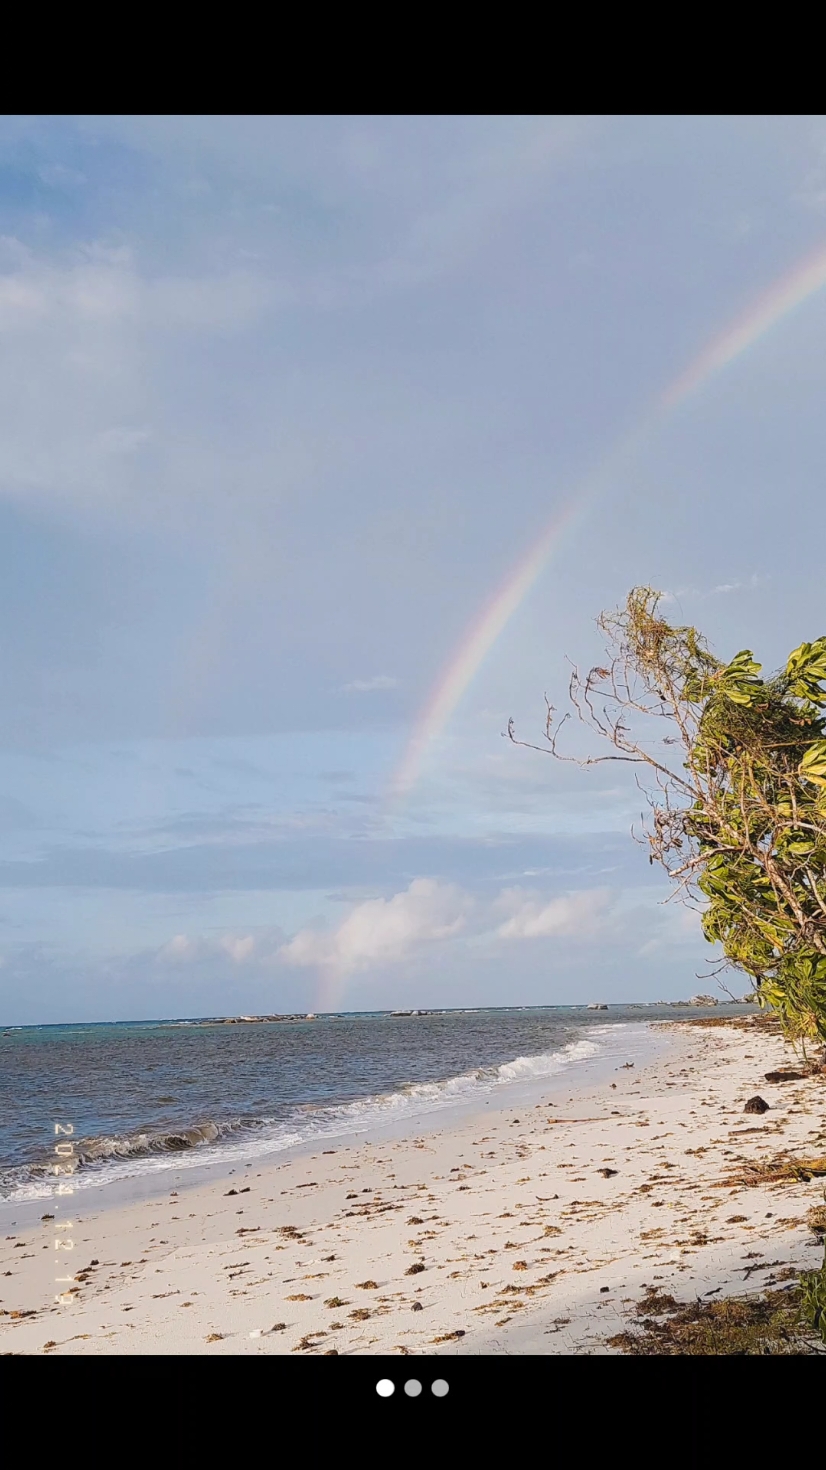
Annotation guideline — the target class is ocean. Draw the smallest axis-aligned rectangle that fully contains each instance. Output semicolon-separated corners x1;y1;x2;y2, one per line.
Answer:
0;1003;749;1202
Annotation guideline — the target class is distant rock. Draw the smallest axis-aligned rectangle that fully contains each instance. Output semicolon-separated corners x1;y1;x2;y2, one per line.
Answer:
689;995;719;1006
744;1095;770;1113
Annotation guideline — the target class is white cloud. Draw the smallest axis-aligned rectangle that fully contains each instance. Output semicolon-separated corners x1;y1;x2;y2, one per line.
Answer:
279;877;471;973
635;901;704;956
279;878;628;976
494;886;615;940
93;426;152;457
0;241;283;335
660;574;766;604
158;931;270;965
342;675;400;693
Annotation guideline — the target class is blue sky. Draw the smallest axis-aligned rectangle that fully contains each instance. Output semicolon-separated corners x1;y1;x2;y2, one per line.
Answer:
2;115;826;1022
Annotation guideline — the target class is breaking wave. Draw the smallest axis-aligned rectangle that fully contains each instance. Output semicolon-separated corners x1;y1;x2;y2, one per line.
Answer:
2;1023;637;1202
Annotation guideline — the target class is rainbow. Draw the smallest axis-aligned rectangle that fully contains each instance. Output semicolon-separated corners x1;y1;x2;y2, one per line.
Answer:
389;239;826;802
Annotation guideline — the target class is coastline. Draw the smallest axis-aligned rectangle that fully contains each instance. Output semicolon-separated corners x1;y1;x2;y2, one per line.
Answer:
2;1016;824;1355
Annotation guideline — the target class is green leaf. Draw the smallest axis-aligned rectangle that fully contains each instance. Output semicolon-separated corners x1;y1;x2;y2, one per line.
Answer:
800;740;826;786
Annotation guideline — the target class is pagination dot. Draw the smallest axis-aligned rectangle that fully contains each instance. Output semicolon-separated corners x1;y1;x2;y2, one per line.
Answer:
431;1379;449;1398
376;1379;395;1398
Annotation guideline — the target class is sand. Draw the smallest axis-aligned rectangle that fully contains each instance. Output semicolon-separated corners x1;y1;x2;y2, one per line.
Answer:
1;1017;824;1356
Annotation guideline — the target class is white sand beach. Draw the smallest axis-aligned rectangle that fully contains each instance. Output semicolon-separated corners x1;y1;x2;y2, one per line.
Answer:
2;1016;824;1356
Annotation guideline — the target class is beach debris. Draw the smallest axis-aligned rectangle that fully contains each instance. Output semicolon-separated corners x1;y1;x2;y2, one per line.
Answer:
324;1297;348;1308
598;1168;619;1177
405;1263;426;1275
355;1280;378;1289
411;1301;423;1311
286;1293;313;1301
40;1214;54;1221
724;1152;826;1188
349;1308;370;1320
431;1330;465;1342
807;1206;826;1236
600;1287;610;1294
206;1333;224;1342
764;1070;808;1083
271;1323;287;1331
407;1217;424;1225
744;1096;770;1113
224;1187;250;1196
293;1333;327;1351
512;1261;528;1271
236;1227;260;1235
611;1278;823;1355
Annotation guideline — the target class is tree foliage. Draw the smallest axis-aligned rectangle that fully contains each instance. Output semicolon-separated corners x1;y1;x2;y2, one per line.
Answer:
509;587;826;1045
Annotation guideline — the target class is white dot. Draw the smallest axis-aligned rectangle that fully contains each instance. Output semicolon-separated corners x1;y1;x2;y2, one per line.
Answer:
404;1379;422;1397
376;1379;395;1398
431;1379;449;1397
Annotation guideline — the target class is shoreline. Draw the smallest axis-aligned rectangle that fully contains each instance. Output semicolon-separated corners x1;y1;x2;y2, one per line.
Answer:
0;1017;669;1218
1;1016;824;1355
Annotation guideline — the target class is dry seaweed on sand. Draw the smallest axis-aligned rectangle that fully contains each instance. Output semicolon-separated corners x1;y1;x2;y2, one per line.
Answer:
716;1154;826;1188
654;1015;781;1032
607;1283;824;1355
807;1206;826;1236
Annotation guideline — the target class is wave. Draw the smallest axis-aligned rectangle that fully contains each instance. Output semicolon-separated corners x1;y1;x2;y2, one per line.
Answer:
1;1023;635;1203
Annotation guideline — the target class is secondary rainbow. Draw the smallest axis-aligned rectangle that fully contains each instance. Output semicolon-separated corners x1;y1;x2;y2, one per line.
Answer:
389;240;826;802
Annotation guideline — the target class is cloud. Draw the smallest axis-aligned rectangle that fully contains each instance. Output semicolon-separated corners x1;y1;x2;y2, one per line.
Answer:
0;829;643;893
279;877;471;973
494;886;616;940
0;240;283;335
660;574;767;603
278;877;632;978
157;929;281;965
341;675;400;693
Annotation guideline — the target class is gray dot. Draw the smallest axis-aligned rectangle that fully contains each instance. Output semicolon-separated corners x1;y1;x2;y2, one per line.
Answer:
431;1379;449;1398
376;1379;395;1397
404;1379;422;1397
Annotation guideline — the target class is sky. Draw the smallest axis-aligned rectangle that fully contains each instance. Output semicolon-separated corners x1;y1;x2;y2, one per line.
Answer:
2;114;826;1022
